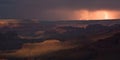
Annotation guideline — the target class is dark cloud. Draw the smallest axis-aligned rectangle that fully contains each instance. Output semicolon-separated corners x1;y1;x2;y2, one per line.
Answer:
17;0;120;10
1;0;120;20
0;0;17;18
0;0;16;5
66;0;120;10
16;0;120;19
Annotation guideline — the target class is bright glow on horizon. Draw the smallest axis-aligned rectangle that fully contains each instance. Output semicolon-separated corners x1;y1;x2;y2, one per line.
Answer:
75;10;120;20
104;11;109;19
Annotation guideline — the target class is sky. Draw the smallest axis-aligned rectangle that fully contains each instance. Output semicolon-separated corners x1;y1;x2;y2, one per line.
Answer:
0;0;120;20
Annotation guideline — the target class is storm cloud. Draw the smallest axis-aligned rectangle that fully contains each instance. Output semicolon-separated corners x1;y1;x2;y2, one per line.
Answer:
1;0;120;20
0;0;17;18
17;0;120;10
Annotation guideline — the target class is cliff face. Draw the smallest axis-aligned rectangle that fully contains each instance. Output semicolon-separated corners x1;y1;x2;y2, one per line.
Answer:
89;33;120;60
33;33;120;60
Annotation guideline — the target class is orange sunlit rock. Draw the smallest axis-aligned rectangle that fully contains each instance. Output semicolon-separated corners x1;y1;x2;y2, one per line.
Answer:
0;21;8;27
0;19;20;28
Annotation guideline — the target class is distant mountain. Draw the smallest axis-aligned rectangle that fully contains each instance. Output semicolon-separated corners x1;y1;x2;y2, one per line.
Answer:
0;19;120;36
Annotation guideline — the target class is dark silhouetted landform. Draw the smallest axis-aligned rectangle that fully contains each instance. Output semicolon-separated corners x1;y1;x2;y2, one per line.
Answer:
0;19;119;60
